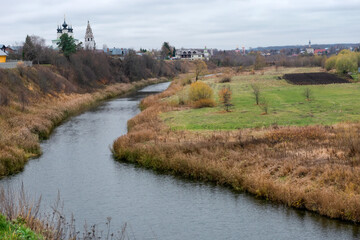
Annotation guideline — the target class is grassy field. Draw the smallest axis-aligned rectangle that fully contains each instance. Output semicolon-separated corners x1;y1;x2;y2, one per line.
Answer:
113;69;360;223
162;67;360;130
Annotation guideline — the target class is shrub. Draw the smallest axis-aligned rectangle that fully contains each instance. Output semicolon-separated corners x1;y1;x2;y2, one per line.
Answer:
219;76;231;83
181;76;193;86
0;89;10;106
325;56;337;71
189;81;214;102
193;98;216;108
335;54;358;74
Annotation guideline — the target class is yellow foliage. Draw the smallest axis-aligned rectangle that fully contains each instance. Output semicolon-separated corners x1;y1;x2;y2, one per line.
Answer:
188;81;214;102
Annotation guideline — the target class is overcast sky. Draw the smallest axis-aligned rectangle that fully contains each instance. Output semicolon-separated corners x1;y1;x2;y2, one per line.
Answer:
2;0;360;50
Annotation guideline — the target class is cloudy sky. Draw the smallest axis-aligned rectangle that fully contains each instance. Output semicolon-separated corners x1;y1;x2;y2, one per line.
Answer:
2;0;360;50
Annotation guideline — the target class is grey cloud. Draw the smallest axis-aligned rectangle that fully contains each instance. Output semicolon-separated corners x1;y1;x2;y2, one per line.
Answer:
2;0;360;49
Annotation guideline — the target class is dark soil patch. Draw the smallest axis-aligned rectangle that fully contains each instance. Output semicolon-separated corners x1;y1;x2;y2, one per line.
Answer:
283;73;350;85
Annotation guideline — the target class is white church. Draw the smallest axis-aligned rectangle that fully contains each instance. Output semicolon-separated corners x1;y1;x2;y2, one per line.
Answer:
52;18;96;50
84;21;96;50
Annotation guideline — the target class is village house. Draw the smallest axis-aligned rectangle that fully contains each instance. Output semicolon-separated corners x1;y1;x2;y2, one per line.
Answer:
314;49;327;55
104;47;129;59
0;50;7;63
175;47;213;60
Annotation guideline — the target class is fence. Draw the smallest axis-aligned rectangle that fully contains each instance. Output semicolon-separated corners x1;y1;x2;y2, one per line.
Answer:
0;61;33;69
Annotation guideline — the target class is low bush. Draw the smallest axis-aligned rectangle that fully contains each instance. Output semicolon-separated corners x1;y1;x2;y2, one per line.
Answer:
219;76;231;83
325;56;337;71
192;98;216;108
188;81;214;102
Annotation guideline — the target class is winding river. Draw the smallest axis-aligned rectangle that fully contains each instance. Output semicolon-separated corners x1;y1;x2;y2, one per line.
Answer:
1;82;360;239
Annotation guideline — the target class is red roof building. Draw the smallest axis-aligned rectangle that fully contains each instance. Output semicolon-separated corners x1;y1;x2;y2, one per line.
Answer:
314;49;327;55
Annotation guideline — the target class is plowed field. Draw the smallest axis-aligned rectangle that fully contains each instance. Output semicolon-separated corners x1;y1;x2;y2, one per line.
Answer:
283;73;350;85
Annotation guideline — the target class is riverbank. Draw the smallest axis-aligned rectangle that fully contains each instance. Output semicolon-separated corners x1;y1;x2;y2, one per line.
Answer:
113;68;360;223
0;74;167;177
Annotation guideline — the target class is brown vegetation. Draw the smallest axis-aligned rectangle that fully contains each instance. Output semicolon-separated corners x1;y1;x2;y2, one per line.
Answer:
113;75;360;223
0;185;128;239
0;64;170;178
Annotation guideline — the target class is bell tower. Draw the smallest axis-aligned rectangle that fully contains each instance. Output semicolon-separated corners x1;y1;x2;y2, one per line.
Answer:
85;21;96;50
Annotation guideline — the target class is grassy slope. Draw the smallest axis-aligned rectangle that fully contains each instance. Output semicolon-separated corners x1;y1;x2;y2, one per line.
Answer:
163;67;360;130
0;67;167;178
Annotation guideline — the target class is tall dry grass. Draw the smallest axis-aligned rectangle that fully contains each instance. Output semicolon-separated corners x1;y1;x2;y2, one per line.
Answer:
113;75;360;223
0;184;130;239
0;70;167;177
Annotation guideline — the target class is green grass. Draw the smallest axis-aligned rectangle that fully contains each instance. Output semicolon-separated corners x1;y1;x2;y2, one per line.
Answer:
162;67;360;130
0;214;43;239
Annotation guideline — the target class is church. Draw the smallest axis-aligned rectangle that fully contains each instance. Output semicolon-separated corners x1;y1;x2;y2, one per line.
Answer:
52;18;80;49
52;18;96;50
84;21;96;50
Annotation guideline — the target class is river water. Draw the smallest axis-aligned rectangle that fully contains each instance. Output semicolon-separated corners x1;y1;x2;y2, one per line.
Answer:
1;82;359;239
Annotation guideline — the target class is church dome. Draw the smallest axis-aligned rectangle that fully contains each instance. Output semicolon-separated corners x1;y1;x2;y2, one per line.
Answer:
62;20;68;29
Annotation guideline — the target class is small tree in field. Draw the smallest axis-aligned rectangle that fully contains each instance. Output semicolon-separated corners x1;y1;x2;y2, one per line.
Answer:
303;87;312;101
259;98;269;114
218;86;233;112
194;60;207;81
251;84;260;105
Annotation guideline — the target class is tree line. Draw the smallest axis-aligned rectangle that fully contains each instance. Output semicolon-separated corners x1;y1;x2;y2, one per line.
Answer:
0;35;189;108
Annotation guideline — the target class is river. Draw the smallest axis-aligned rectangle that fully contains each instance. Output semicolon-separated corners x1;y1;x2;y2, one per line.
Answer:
1;82;359;239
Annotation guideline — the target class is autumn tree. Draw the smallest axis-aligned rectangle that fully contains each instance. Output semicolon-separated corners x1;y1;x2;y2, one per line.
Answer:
194;60;207;81
335;54;358;74
161;42;172;59
58;34;77;59
218;86;233;112
254;52;266;70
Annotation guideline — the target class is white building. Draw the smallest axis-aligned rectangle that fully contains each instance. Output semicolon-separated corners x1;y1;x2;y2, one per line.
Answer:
52;18;80;49
175;47;213;60
84;21;96;50
306;40;314;55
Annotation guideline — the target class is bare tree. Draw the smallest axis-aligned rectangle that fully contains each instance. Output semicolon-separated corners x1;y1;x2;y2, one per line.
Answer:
23;35;47;64
194;60;207;81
